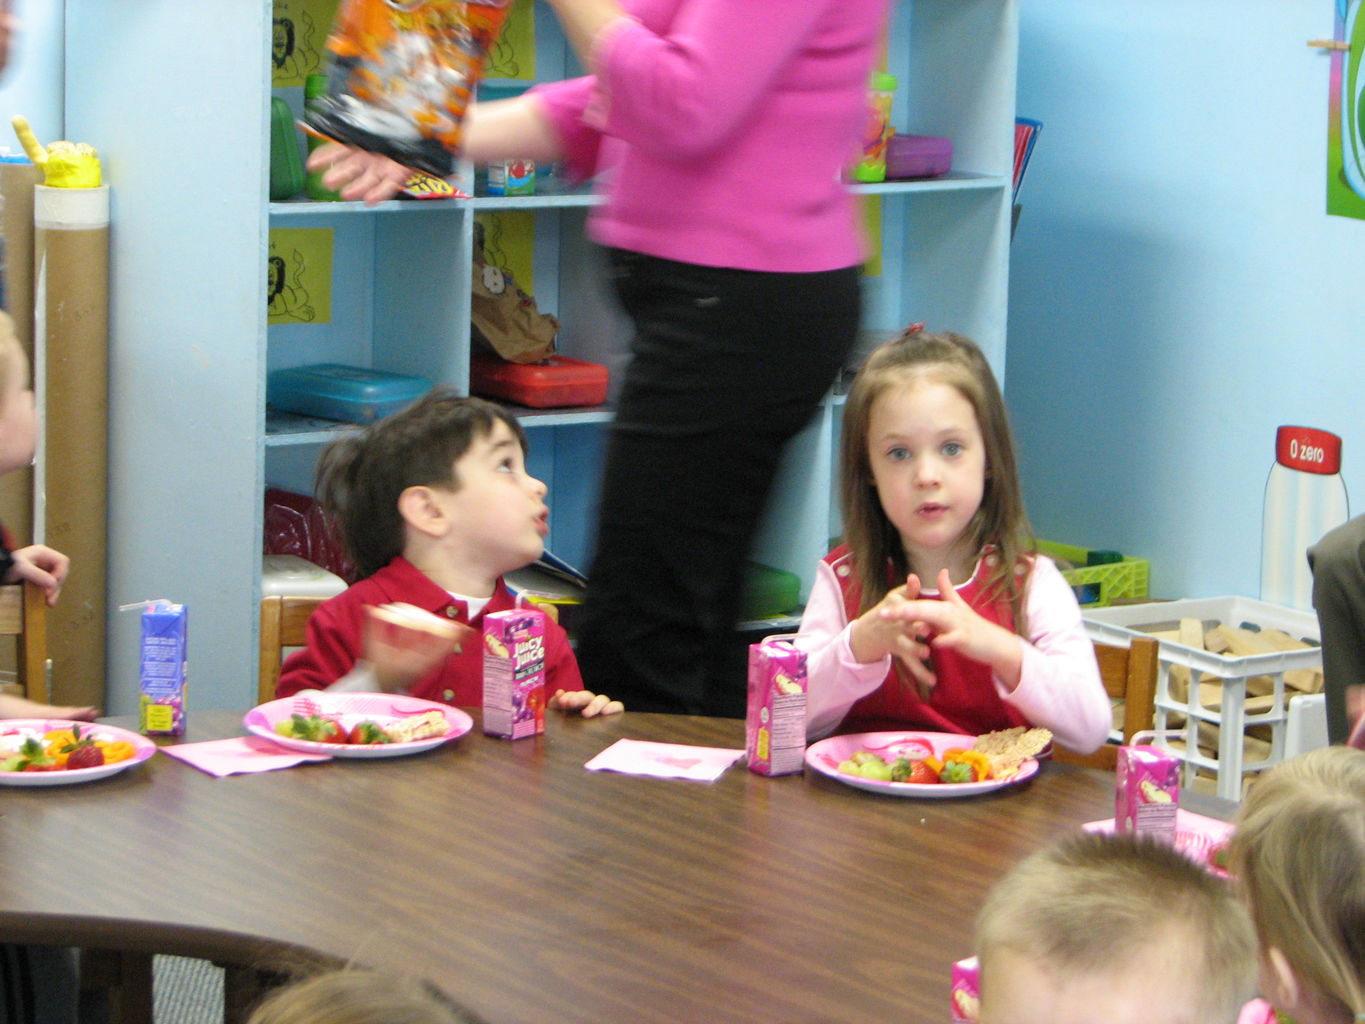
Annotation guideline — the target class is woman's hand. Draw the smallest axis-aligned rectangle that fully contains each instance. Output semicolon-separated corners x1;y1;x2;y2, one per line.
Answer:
549;688;624;717
6;544;70;606
306;142;413;205
878;568;1024;688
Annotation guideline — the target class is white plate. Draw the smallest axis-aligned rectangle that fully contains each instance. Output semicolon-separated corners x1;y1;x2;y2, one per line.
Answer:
805;730;1039;798
244;694;473;758
0;720;156;786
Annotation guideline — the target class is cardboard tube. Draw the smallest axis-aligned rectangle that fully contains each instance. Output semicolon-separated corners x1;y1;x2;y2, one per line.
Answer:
35;183;109;707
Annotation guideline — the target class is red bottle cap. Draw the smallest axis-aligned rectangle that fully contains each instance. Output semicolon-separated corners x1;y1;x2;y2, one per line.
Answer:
1274;425;1342;475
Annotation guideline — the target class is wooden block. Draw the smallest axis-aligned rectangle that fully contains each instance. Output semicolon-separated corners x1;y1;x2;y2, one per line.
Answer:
1204;625;1232;654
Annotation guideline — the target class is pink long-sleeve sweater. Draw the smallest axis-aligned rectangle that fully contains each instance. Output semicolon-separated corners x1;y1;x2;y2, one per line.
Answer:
531;0;890;273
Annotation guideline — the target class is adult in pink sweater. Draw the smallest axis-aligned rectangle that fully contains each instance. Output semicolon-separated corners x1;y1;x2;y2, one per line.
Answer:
313;0;889;715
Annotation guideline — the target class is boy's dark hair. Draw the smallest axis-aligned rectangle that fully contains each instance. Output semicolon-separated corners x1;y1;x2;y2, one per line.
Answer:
314;389;527;578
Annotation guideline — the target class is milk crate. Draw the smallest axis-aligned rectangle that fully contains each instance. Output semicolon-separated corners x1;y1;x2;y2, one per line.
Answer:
1084;596;1322;801
1037;540;1149;608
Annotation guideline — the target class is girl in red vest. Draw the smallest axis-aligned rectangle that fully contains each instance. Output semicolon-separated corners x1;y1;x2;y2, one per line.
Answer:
797;328;1110;749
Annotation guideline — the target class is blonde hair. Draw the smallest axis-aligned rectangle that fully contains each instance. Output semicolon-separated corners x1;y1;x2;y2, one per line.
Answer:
1229;745;1365;1022
975;831;1257;1024
245;968;485;1024
839;328;1034;629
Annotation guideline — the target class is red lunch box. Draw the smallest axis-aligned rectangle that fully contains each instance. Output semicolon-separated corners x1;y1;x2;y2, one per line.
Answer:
469;351;609;409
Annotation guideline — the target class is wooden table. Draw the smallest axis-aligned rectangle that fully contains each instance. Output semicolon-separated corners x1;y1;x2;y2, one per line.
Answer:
0;711;1182;1024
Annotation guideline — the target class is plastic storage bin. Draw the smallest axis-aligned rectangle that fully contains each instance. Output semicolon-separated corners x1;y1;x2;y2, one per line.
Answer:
1084;596;1322;800
886;134;953;180
1038;540;1149;608
261;555;347;599
741;561;802;621
469;352;608;409
267;364;432;423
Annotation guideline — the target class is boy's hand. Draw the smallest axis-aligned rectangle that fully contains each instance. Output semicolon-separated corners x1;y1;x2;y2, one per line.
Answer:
850;574;936;693
308;142;411;206
549;689;624;718
878;568;1024;689
362;606;471;693
6;545;70;605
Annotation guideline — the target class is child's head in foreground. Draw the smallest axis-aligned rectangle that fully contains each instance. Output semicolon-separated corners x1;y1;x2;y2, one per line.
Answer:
314;389;540;580
0;313;36;476
245;967;486;1024
974;830;1256;1024
839;327;1032;618
1229;745;1365;1024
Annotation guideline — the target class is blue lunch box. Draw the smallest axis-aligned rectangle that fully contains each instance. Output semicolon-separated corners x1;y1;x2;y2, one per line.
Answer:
267;364;432;423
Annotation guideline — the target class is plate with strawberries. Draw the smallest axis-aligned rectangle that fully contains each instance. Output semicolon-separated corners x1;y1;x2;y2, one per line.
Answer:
245;693;473;759
804;729;1044;798
0;720;156;786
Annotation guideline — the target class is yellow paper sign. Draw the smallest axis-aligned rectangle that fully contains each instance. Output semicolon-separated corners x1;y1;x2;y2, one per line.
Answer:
268;228;333;325
860;195;882;276
475;210;535;292
271;0;337;87
484;0;536;79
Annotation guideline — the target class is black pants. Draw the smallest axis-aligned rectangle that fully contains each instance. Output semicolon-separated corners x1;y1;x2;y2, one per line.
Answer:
573;249;861;715
1308;514;1365;743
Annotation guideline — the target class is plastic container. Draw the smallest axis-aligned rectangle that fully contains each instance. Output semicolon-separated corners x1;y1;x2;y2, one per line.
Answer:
468;351;607;408
1084;596;1323;800
885;134;953;180
267;364;431;423
851;71;897;183
303;75;341;201
741;561;801;621
1037;540;1149;608
269;97;305;200
261;554;348;599
1260;425;1349;610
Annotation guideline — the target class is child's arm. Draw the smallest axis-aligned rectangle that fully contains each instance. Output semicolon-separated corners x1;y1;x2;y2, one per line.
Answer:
796;561;915;740
540;615;624;717
0;693;97;721
275;597;365;700
5;544;70;605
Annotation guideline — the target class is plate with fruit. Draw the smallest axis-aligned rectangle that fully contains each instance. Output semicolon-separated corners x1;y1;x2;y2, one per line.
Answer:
804;728;1046;798
0;720;156;786
244;693;473;759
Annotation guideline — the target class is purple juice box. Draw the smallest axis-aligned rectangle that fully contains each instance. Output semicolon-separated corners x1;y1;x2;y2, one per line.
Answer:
138;600;187;736
1115;730;1180;842
482;608;546;739
745;637;807;776
950;955;980;1022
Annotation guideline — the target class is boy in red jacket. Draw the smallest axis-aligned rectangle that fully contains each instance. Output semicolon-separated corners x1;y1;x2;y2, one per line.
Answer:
276;390;619;717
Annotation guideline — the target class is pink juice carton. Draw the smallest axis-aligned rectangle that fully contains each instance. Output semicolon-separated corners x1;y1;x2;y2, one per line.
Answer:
950;955;980;1023
482;607;546;739
1115;730;1180;842
745;637;807;776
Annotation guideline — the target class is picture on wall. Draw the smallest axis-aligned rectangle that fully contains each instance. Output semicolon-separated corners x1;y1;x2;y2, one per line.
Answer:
1328;0;1365;219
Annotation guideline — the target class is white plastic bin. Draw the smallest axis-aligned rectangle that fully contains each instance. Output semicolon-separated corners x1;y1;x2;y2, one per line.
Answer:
1084;597;1322;801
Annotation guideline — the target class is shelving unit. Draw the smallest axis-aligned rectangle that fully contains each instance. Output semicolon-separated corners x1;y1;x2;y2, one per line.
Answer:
66;0;1016;713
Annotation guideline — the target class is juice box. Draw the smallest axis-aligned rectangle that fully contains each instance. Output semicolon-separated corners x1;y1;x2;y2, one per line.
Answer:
950;955;980;1023
482;608;546;739
138;600;187;736
1115;730;1180;842
745;637;807;776
487;158;535;195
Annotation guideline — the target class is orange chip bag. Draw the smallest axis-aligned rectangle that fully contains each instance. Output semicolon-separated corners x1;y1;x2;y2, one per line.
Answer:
304;0;514;177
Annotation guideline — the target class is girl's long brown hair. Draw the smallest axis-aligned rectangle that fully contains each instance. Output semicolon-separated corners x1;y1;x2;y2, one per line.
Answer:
839;328;1035;632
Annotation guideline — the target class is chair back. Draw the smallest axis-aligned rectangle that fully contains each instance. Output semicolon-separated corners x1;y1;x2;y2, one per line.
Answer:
1052;636;1159;770
258;594;328;704
0;581;50;703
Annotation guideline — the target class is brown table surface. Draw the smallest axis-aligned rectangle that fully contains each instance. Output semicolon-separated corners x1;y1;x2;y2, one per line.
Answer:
0;710;1232;1024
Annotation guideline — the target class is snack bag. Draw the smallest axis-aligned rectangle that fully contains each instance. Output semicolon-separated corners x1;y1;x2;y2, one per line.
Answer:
137;600;187;736
482;607;546;739
303;0;514;177
1115;730;1180;843
745;637;807;777
950;955;980;1023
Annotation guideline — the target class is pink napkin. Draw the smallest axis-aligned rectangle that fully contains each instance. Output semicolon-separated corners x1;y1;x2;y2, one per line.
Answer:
1083;808;1233;874
159;737;333;777
585;738;745;782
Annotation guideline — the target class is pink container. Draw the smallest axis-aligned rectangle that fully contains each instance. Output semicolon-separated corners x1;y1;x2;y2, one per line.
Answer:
950;956;979;1022
886;134;953;180
1115;731;1180;843
482;608;546;739
745;638;807;776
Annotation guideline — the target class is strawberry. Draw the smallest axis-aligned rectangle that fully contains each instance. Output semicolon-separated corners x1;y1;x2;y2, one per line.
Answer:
908;759;940;784
348;721;390;745
59;724;105;770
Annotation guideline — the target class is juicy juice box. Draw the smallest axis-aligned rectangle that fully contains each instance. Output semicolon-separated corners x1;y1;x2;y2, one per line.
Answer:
950;956;980;1023
138;600;187;736
482;608;545;739
745;638;807;776
1115;733;1180;842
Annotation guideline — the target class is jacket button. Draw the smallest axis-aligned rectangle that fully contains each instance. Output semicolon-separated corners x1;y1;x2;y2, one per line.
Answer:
444;607;459;618
442;690;454;702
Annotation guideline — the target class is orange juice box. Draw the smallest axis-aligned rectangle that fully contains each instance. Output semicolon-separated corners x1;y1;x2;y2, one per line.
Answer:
482;608;545;740
1115;730;1180;842
950;955;980;1023
745;637;807;776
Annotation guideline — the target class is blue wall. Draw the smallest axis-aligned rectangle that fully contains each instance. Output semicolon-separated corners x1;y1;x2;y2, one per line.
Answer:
1007;0;1365;604
0;1;61;144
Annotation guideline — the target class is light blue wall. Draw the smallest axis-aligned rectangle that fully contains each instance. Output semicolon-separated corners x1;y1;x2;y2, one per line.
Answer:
1006;0;1364;603
0;1;61;143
